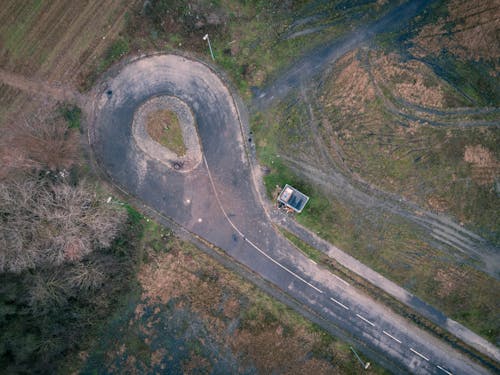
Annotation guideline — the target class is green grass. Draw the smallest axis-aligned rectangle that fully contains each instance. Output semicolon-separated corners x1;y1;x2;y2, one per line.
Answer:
280;227;323;264
124;203;143;226
82;37;130;90
116;0;403;100
142;219;174;254
146;109;187;156
102;37;129;68
59;104;82;130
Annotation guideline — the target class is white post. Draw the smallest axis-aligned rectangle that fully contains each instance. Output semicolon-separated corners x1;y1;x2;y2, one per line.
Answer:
350;347;371;370
203;34;215;61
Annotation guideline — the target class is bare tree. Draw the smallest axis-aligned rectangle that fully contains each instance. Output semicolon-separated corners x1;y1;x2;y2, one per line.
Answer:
27;272;68;315
66;261;106;291
0;177;127;273
0;112;78;178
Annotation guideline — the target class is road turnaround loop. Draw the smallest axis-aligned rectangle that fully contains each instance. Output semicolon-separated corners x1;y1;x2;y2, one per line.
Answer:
89;53;494;375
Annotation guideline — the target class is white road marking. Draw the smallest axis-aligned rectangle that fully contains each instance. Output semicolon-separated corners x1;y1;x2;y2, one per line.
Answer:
203;156;324;295
330;297;349;310
356;313;375;327
437;365;453;375
244;233;325;293
410;348;429;361
382;330;402;344
332;273;350;286
288;234;349;286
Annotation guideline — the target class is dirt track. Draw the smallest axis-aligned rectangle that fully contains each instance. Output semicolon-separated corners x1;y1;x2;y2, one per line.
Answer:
0;69;86;106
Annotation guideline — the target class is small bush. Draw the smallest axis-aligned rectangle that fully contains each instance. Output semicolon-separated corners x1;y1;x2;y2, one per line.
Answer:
59;104;82;130
101;38;129;70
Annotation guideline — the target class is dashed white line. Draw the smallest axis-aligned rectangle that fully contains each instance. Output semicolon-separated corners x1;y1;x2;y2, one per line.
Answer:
244;234;325;294
410;348;429;361
382;330;402;344
356;313;375;327
203;156;324;295
330;297;349;310
332;273;350;286
437;365;453;375
287;234;349;286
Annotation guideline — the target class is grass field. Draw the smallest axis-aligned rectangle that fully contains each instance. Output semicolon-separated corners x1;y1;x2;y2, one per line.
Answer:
0;0;134;82
118;0;402;97
259;151;499;342
249;0;499;344
0;0;137;124
252;43;500;342
316;49;499;243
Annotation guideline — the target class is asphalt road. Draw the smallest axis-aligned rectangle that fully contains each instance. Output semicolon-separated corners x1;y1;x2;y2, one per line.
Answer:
89;53;494;375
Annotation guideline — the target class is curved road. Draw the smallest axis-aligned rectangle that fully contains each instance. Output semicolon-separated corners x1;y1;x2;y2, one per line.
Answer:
90;54;493;374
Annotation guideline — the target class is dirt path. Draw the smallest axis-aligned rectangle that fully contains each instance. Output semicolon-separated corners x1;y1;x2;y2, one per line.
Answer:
0;68;88;109
279;155;499;279
254;0;435;108
360;52;500;128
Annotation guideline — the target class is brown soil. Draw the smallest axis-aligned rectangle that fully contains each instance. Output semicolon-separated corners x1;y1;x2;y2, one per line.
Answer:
434;267;470;299
230;328;334;375
427;196;450;213
411;0;500;67
322;51;375;114
0;0;136;83
314;47;499;244
464;144;499;185
371;52;445;108
0;0;136;126
0;69;85;107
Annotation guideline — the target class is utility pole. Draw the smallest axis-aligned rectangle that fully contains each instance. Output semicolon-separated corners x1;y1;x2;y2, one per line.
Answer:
350;346;371;370
203;34;215;61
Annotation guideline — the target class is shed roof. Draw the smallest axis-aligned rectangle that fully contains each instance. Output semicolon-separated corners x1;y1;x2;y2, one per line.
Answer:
277;184;309;213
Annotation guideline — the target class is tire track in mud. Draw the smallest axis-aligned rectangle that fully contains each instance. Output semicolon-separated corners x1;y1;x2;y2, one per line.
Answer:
254;0;436;107
251;0;498;278
360;51;500;128
279;154;499;279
